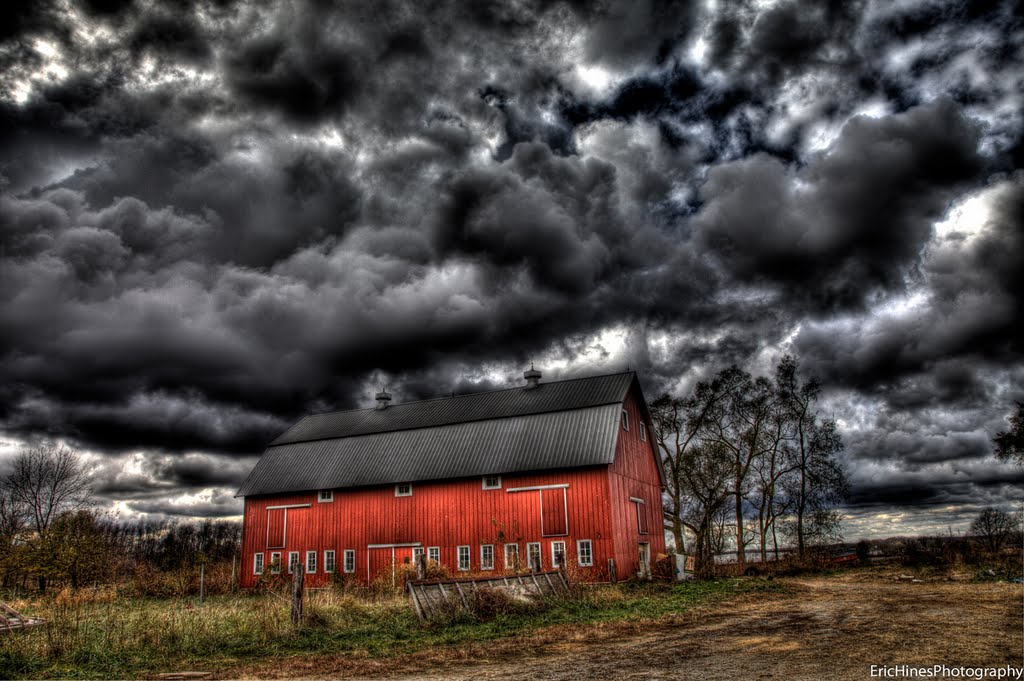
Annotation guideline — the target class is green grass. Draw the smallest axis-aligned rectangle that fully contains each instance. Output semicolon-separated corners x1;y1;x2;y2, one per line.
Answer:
0;578;784;679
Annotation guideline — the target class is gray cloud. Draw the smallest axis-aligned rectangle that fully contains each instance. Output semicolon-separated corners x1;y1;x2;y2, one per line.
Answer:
0;0;1020;529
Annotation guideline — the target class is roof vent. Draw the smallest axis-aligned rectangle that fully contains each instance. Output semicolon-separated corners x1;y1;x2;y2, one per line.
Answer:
523;365;542;390
375;389;392;410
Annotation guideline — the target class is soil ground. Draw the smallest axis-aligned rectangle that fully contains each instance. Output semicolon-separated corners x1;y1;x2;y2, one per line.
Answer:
228;571;1023;680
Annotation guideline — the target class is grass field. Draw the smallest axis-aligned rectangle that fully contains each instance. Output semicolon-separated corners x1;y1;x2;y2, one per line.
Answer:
0;578;782;679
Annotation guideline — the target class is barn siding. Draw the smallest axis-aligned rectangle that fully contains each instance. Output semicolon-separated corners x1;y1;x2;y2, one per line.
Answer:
607;386;667;578
241;466;615;588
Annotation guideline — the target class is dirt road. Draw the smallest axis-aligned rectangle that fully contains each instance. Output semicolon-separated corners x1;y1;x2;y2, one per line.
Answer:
232;573;1023;680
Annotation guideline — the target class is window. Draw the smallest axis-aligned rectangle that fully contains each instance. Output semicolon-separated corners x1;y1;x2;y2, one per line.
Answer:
527;542;541;571
639;422;647;442
395;483;412;497
343;549;355;574
458;545;471;571
318;489;333;502
621;409;629;431
427;546;440;564
306;550;317;574
324;550;336;574
482;475;502;490
288;551;300;574
504;543;519;570
270;551;281;574
481;544;494;570
577;539;593;566
551;541;566;569
413;547;424;563
254;552;264;575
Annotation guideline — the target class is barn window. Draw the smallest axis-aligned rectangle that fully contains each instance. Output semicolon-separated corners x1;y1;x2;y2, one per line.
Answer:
551;541;565;568
306;551;317;574
413;547;424;563
324;550;336;573
288;551;300;574
639;422;647;442
577;539;593;566
482;475;501;490
395;483;412;497
458;545;471;571
527;542;541;571
504;543;519;570
270;552;281;574
621;409;629;431
481;544;494;570
318;490;333;502
253;552;264;575
428;546;440;564
343;550;355;573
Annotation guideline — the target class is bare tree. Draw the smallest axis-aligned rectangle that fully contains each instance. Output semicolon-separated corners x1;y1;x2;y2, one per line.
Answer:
2;443;94;592
969;508;1019;554
993;402;1024;466
775;356;848;557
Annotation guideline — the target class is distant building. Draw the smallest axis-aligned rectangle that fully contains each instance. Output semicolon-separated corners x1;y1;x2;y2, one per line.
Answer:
237;370;666;586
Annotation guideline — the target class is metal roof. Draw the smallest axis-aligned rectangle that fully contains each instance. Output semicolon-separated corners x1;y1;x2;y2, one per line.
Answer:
271;371;635;445
237;372;637;497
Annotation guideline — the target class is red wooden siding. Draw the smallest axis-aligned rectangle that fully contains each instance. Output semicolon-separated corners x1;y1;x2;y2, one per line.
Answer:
607;386;667;578
241;466;618;588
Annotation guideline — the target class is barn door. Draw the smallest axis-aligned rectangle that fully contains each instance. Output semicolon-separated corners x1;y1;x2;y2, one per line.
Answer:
540;488;567;536
368;546;415;586
267;508;285;548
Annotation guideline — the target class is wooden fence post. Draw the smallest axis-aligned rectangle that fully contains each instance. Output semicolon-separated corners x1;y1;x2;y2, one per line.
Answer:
291;565;304;625
416;553;427;580
608;558;617;584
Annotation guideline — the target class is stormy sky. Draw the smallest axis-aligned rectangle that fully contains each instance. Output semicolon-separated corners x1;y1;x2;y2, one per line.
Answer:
0;0;1021;538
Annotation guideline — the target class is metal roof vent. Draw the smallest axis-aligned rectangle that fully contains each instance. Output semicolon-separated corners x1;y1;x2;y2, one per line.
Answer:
375;389;392;410
523;365;542;390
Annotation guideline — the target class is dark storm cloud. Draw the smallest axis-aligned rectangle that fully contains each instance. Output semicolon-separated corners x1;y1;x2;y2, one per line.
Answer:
693;98;983;311
0;0;1021;526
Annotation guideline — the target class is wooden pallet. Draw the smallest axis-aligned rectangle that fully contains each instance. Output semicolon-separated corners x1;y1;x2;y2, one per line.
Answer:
0;601;45;633
407;570;570;620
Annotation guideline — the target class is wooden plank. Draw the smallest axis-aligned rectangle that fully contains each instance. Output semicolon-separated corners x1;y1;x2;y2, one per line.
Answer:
453;582;469;609
409;584;425;620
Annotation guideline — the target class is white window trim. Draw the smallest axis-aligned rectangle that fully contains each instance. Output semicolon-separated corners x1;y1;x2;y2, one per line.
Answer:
318;490;333;502
482;475;502;490
254;552;264;575
527;542;541;571
395;483;412;497
639;422;647;442
270;551;281;574
428;546;440;564
457;545;471;571
324;550;336;573
343;549;356;574
577;539;593;567
305;550;317;574
504;543;519;570
413;546;425;560
621;409;629;431
288;551;300;574
480;544;494;570
551;541;565;569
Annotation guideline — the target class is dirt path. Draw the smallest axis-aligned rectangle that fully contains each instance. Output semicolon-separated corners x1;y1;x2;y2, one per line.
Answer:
229;574;1023;680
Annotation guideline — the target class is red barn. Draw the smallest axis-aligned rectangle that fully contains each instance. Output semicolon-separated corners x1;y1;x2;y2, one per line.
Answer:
236;370;666;587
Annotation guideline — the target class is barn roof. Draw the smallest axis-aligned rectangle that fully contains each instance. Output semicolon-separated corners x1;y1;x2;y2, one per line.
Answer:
237;372;637;497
